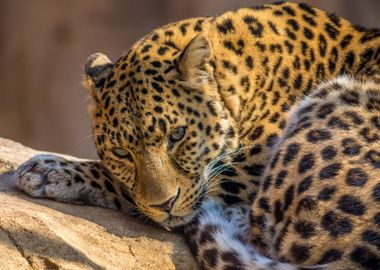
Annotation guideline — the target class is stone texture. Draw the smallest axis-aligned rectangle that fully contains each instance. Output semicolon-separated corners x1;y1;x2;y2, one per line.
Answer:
0;137;198;270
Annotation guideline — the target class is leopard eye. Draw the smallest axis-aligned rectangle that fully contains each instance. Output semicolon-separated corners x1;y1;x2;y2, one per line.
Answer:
169;126;186;143
112;147;131;159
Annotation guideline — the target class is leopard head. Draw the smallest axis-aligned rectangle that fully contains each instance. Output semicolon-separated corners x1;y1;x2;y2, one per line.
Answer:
84;29;238;228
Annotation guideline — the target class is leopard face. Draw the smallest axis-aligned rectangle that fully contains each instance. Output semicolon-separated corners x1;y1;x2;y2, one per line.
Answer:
85;33;239;227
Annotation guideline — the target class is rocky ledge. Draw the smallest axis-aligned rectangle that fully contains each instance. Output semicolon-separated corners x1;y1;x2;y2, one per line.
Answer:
0;138;197;270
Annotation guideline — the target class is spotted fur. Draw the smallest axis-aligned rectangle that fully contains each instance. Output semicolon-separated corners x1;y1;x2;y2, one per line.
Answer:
187;68;380;269
15;2;380;269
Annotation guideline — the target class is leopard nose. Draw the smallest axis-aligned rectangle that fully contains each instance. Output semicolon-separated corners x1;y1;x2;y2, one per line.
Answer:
150;189;180;213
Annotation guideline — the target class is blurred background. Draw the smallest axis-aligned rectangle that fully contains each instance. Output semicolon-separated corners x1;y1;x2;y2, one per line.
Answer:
1;0;379;159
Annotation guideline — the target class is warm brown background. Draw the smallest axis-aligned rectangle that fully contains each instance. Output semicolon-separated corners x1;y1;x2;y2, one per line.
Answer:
1;0;379;158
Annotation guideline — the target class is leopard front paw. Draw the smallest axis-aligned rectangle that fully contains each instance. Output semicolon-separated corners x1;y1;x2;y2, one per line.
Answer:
15;154;68;198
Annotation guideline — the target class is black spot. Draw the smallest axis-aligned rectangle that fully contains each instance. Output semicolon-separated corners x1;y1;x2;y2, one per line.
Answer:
304;27;314;39
338;195;366;216
282;5;296;16
262;176;272;192
151;82;163;93
255;195;270;213
112;118;119;128
243;16;264;37
203;248;217;268
199;224;219;244
271;152;281;169
193;19;203;32
221;251;240;264
274;200;284;224
372;182;380;202
321;146;337;160
362;230;380;250
144;69;157;75
141;44;152;53
220;180;246;195
90;169;100;179
274;219;291;252
283;185;295;211
327;116;350;130
154;106;163;113
290;243;311;263
248;191;257;203
91;181;101;189
294;220;316;238
293;74;303;89
321;211;353;237
318;186;336;201
243;164;265;176
151;61;161;68
342;138;361;156
350;246;380;270
318;249;343;264
270;112;280;123
249;125;264;140
317;103;335;119
306;129;331;143
275;170;288;188
153;95;163;102
249;144;262;156
157;46;169;55
298;3;316;15
374;213;380;227
298;176;313;194
365;150;380;169
359;28;380;44
266;133;279;148
318;34;327;57
220;194;244;205
245;55;254;69
325;23;339;39
105;180;116;194
319;163;341;180
283;143;301;165
287;19;299;31
346;168;369;187
298;153;315;174
206;101;217;116
340;90;360;105
74;174;85;183
217;18;235;34
296;196;317;214
223;40;244;56
316;63;326;80
360;127;380;143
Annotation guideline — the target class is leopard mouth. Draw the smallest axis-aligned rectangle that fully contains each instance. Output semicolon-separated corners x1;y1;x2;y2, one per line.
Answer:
159;188;207;229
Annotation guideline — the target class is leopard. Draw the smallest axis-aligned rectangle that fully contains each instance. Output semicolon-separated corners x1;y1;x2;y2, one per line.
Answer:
14;1;380;269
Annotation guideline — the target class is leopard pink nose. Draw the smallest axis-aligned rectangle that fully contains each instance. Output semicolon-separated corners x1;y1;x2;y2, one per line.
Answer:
150;190;179;213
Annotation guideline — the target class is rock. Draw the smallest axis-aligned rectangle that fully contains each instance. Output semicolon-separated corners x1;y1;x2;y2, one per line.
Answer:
0;137;198;270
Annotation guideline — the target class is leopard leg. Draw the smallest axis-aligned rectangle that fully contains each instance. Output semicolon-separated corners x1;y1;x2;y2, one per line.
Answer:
15;154;134;212
184;199;296;270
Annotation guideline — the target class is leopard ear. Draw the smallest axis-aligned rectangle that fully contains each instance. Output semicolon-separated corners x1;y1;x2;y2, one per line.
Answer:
84;53;113;97
177;35;212;84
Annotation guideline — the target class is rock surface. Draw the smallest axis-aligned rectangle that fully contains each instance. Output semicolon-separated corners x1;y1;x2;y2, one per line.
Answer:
0;137;198;270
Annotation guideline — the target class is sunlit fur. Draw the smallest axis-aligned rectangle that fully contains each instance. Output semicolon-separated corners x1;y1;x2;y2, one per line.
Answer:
84;2;380;228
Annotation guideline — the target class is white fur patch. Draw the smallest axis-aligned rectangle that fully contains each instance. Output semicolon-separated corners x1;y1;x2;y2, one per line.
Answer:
198;200;296;270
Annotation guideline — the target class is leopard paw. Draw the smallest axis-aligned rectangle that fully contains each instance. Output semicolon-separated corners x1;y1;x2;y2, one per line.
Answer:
15;154;69;198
